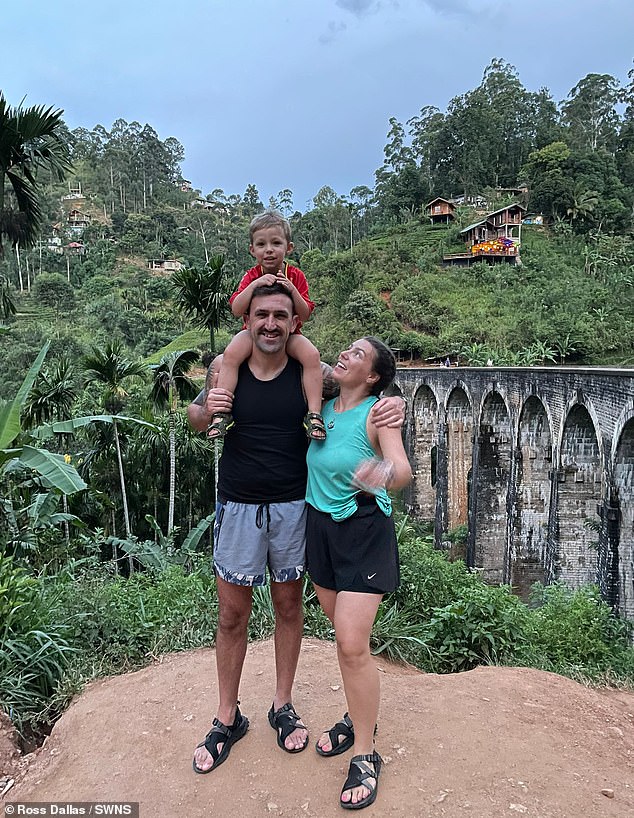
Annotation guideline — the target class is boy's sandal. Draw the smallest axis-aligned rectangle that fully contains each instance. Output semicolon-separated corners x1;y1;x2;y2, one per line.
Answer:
316;711;354;757
303;412;326;441
192;704;249;774
340;751;383;811
206;412;235;440
268;702;309;754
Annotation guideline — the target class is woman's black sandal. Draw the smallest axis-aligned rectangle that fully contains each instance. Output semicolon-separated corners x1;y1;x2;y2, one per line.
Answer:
268;702;309;753
316;712;377;757
340;751;383;810
316;711;354;757
303;412;326;441
192;703;249;774
206;412;235;439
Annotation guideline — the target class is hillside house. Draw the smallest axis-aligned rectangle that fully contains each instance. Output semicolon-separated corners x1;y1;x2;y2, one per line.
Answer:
148;259;184;273
444;203;526;267
460;219;495;247
191;197;214;210
451;193;487;208
459;203;526;246
67;209;91;229
493;185;528;201
486;203;526;241
425;197;456;224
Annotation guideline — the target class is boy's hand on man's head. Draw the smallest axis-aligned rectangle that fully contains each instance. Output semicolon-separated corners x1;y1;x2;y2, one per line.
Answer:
254;273;279;288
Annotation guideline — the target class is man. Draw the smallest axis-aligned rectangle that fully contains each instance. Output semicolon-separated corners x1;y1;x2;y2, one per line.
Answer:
187;282;404;773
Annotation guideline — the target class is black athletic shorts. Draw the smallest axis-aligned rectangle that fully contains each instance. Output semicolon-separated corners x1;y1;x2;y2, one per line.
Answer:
306;496;400;595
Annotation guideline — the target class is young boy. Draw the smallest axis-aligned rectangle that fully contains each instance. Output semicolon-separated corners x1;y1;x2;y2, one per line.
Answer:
207;211;325;440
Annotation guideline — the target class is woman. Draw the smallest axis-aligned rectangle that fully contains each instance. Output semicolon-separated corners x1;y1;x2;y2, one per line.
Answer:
306;337;412;810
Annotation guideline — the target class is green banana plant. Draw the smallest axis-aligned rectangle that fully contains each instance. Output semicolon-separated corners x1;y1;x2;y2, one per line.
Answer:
0;343;87;495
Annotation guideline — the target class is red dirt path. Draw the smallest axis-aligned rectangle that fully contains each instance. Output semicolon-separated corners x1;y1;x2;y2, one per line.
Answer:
2;638;633;817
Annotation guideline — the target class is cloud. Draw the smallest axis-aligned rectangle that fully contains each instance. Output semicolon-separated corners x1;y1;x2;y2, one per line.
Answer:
333;0;483;24
433;0;479;18
319;19;348;45
335;0;379;16
321;0;486;44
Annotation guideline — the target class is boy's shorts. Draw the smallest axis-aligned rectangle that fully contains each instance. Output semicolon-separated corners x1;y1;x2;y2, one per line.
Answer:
306;497;400;595
213;498;307;586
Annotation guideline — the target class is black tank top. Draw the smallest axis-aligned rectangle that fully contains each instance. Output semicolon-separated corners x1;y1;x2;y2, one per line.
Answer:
218;358;308;503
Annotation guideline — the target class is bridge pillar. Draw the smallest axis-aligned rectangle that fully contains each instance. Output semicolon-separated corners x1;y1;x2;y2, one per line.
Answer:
613;418;634;621
556;405;601;589
510;396;552;600
472;394;512;583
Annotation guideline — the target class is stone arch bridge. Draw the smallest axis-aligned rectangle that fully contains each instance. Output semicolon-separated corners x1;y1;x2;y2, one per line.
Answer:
392;367;634;623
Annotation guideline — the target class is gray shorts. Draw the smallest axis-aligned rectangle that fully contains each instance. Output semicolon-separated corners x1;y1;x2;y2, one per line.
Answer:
213;498;307;586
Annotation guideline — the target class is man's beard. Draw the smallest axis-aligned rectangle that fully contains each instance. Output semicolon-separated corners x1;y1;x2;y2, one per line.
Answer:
253;329;287;354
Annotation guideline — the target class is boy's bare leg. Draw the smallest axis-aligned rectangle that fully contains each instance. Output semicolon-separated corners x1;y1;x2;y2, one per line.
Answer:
208;330;252;438
287;335;325;439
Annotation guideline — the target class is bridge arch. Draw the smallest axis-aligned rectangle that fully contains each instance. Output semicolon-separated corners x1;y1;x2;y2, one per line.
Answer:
510;395;553;600
473;390;512;582
613;417;634;620
445;385;474;559
410;384;439;520
556;394;605;468
395;366;634;623
556;403;602;588
611;401;634;462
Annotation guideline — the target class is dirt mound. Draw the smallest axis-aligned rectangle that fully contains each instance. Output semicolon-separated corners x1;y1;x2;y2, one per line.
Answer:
3;638;634;817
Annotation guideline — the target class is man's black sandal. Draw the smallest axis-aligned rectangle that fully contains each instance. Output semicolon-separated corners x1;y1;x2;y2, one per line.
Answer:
268;702;309;753
316;712;377;757
192;704;249;774
340;751;383;811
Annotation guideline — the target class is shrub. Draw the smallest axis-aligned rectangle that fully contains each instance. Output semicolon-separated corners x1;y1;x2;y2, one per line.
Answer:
422;585;530;673
0;554;73;730
521;582;634;680
49;562;217;670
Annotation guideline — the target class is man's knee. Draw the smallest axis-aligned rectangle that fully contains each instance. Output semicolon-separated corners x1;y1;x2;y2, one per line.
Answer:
272;583;303;622
217;589;252;633
218;605;250;635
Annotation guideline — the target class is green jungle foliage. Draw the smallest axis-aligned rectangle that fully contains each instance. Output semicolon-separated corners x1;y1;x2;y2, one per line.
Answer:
1;523;632;735
1;59;634;735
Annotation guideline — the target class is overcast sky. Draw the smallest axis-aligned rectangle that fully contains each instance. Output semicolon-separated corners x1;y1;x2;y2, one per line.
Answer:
2;0;633;211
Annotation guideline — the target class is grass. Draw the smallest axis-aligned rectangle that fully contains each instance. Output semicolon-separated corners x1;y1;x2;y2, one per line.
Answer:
3;520;633;736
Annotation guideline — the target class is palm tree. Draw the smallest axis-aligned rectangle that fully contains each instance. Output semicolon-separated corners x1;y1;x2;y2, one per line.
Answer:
149;349;200;534
0;275;16;322
82;342;147;551
171;255;234;352
0;94;72;255
22;357;78;429
567;186;599;228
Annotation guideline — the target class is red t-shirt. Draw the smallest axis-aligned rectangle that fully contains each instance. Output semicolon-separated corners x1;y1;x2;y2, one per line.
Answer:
229;262;315;333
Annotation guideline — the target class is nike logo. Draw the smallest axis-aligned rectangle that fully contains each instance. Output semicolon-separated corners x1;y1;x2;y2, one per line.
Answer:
367;573;377;580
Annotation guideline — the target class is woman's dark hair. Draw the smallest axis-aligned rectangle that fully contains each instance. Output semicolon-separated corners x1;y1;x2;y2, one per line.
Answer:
364;336;396;396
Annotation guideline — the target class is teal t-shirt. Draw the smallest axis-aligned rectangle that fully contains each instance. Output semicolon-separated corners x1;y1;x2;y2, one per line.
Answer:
306;396;392;521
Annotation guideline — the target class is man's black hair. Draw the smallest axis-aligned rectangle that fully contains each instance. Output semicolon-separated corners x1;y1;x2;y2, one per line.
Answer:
247;281;296;313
